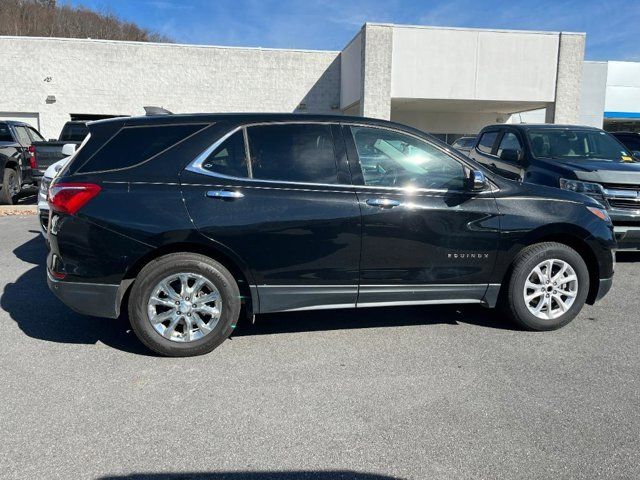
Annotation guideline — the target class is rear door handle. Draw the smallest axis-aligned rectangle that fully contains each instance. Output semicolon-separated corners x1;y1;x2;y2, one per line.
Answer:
206;190;244;199
366;198;401;208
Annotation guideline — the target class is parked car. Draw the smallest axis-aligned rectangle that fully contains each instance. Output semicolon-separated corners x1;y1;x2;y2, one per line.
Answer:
31;121;88;181
609;131;640;157
468;124;640;250
46;114;615;356
37;145;75;235
451;136;476;155
0;120;46;204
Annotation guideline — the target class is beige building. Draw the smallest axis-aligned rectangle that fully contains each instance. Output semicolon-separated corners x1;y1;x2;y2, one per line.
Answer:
0;23;586;142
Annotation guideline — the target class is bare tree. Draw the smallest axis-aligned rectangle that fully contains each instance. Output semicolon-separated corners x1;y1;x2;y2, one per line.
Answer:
0;0;172;42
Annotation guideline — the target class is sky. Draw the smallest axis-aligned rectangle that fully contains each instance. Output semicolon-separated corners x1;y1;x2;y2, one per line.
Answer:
67;0;640;61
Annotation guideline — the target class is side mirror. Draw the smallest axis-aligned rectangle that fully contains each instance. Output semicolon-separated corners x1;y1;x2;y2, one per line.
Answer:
61;143;76;156
466;169;488;191
500;148;523;162
633;150;640;159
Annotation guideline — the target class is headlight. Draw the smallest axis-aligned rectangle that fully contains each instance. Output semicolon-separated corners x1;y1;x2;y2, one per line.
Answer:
559;178;604;195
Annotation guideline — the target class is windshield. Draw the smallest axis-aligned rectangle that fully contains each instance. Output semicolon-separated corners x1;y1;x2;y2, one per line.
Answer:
527;128;635;162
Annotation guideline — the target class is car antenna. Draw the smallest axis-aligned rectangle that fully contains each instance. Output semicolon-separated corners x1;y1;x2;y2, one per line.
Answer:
143;106;173;116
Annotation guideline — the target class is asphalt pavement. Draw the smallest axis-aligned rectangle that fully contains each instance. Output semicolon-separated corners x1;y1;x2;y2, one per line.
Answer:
1;215;639;480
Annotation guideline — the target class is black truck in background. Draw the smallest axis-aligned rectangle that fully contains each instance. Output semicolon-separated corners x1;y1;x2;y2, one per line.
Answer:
0;120;46;204
468;123;640;250
30;121;89;181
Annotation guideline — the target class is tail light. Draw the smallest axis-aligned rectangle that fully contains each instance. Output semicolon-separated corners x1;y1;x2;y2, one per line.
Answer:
48;182;101;215
28;145;37;169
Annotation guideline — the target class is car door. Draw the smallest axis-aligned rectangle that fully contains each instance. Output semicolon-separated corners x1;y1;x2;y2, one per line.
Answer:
343;124;500;306
181;121;362;313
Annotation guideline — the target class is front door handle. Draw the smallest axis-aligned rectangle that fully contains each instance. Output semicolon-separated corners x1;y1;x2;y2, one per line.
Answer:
206;190;244;200
366;198;401;208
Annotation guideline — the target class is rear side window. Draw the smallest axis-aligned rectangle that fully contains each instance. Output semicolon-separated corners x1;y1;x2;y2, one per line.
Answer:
246;124;338;184
79;124;204;172
477;131;498;154
201;131;247;177
0;124;12;142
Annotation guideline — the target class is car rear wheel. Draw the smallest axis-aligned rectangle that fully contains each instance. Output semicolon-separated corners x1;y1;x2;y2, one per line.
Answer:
502;242;589;331
0;168;19;205
128;253;241;357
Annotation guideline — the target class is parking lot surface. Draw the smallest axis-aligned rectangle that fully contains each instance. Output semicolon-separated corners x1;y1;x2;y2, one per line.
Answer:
1;215;639;480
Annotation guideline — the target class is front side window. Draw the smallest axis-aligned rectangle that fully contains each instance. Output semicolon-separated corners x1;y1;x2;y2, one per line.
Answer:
350;126;466;190
246;124;338;184
477;131;499;154
497;132;522;157
528;129;635;162
201;130;247;177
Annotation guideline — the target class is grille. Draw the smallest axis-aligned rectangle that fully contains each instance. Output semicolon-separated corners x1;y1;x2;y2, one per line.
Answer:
609;199;640;210
602;183;640;191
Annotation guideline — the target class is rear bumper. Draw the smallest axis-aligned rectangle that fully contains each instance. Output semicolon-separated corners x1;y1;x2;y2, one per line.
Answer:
47;271;120;319
614;226;640;250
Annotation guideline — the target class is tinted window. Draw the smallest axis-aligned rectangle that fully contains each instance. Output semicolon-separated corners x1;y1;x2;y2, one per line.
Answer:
246;124;338;184
528;129;633;162
497;132;522;157
0;124;12;142
201;130;247;177
477;131;498;154
60;123;89;142
13;126;32;146
79;123;205;172
351;126;466;190
616;135;640;151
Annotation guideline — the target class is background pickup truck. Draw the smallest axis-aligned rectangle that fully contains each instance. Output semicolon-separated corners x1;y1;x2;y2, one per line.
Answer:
31;121;88;181
468;123;640;250
0;120;46;204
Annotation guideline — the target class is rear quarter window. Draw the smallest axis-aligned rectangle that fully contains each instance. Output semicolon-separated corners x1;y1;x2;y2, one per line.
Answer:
77;123;206;173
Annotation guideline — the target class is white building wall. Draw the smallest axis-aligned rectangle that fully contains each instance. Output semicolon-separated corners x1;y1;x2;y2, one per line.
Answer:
604;61;640;116
391;26;559;102
340;32;362;110
579;61;608;127
0;36;341;139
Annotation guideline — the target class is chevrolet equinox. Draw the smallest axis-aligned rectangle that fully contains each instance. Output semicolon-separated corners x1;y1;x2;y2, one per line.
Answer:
46;114;615;356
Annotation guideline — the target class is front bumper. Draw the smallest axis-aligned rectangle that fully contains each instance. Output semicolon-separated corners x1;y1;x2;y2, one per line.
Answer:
613;226;640;250
47;271;121;319
594;277;613;302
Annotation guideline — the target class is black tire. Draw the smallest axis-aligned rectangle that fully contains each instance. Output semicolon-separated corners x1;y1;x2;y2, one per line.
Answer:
128;252;241;357
502;242;589;331
0;168;18;205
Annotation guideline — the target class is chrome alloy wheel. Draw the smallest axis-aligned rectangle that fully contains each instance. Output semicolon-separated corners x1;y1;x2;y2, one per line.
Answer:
523;259;578;320
147;273;222;342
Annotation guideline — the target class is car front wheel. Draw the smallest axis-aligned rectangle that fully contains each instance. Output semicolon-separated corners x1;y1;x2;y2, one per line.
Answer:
503;242;590;331
128;253;241;356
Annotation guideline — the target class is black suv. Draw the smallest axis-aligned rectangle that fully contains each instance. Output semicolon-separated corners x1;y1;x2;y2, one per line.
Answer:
469;124;640;250
47;114;615;356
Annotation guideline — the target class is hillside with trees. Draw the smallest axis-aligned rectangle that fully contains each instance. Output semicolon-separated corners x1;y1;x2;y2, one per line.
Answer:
0;0;171;42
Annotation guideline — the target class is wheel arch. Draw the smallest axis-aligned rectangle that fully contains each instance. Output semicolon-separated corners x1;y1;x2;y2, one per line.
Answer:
118;241;258;318
502;225;600;305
